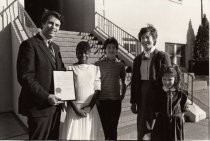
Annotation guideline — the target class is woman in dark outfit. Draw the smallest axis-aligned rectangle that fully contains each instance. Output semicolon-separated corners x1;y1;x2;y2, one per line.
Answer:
130;24;171;140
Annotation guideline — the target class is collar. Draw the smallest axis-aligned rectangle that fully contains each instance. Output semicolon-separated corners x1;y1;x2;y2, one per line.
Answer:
162;86;176;92
39;32;52;46
104;57;120;62
143;46;156;56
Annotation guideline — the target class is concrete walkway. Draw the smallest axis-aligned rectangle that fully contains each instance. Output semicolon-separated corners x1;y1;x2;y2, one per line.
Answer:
1;75;208;140
0;112;208;140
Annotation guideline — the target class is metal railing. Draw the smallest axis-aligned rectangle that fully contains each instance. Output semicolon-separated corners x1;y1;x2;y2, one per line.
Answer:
181;72;194;104
17;1;38;38
0;0;18;30
0;0;38;38
95;12;140;56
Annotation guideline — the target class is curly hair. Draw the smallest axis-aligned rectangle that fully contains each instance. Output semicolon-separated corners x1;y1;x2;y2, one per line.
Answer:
160;65;182;89
103;37;119;50
76;41;91;54
138;24;158;45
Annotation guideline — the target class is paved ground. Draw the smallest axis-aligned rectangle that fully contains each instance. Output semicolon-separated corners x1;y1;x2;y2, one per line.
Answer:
185;118;209;140
0;76;208;140
0;112;208;140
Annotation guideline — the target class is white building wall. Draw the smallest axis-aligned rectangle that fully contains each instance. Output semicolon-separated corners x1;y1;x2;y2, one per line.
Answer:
95;0;105;16
0;0;25;113
100;0;209;51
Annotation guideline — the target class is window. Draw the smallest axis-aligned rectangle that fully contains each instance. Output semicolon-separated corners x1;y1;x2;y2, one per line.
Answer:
123;43;137;55
123;37;137;56
165;42;185;67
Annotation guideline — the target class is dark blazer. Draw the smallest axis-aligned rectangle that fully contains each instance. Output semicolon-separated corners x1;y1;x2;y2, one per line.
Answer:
130;49;171;105
17;34;65;117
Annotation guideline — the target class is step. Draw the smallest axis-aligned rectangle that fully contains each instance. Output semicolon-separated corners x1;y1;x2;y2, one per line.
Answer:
62;58;78;65
193;89;209;116
60;47;76;52
60;51;76;58
54;37;86;43
185;99;207;122
58;30;80;35
54;41;77;47
55;32;91;39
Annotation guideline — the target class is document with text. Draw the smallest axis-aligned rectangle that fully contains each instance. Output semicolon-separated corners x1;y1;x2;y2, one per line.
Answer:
53;71;76;100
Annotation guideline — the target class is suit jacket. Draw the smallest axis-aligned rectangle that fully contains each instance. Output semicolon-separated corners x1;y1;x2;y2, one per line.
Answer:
130;49;171;105
17;34;65;117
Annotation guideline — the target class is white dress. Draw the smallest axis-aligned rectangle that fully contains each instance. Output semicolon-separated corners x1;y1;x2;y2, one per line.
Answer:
59;64;104;140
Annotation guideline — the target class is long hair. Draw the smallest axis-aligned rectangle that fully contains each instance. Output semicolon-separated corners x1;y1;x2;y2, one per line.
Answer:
159;65;182;89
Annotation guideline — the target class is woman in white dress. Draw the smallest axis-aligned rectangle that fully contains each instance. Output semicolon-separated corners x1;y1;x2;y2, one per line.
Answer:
59;41;104;140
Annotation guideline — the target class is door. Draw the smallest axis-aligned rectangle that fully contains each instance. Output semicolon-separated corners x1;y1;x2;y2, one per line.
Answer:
25;0;60;28
59;0;95;32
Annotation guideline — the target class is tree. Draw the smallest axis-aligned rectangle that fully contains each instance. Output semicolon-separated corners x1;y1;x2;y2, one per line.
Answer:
193;14;209;60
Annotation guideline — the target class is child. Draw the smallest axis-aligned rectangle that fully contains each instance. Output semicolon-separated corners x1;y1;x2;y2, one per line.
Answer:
152;65;188;140
95;37;126;140
59;41;104;140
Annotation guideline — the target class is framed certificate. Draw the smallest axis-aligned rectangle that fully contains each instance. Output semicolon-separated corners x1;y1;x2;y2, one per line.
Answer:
53;71;76;100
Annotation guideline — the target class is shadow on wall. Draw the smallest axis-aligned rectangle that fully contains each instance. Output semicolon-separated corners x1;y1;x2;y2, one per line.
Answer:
0;24;13;112
186;20;195;72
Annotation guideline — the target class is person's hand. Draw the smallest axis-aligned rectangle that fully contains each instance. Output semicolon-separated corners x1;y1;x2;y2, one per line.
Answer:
75;109;87;117
182;113;185;123
155;112;159;117
131;103;137;114
82;106;91;113
47;94;63;105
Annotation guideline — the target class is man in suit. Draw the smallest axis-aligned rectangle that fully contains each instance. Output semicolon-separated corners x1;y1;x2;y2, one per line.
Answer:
130;25;171;140
17;10;65;139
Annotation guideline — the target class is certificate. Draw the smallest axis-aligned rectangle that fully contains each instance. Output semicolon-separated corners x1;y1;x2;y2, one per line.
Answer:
53;71;76;100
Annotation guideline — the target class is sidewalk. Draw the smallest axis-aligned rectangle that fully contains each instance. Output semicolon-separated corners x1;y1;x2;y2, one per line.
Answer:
1;76;208;140
0;112;208;140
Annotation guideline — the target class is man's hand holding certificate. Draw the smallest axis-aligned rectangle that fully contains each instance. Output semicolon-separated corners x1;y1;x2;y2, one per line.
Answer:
53;71;76;100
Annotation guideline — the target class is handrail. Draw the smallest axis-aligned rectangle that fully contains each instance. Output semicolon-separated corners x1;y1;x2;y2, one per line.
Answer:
17;1;39;38
0;0;18;30
96;12;137;40
95;12;140;56
0;0;17;15
187;73;194;104
0;0;38;38
181;71;194;105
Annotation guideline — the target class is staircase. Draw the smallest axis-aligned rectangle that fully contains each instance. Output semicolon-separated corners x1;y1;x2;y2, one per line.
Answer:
54;31;104;65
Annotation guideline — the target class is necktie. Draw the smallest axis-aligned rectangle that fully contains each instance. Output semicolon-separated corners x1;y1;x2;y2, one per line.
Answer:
48;41;56;62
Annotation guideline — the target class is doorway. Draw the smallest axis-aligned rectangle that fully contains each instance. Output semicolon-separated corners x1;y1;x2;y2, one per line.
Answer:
24;0;60;28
